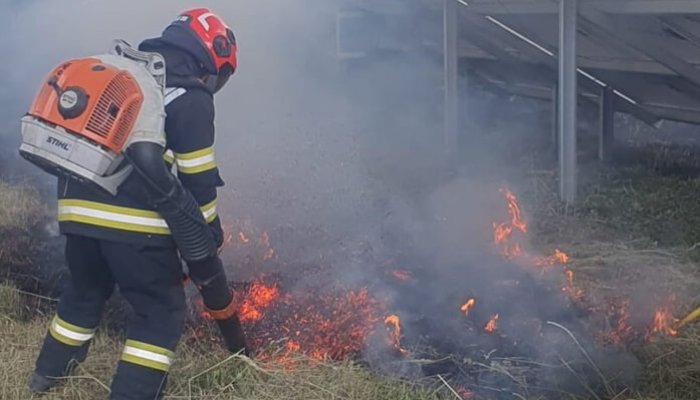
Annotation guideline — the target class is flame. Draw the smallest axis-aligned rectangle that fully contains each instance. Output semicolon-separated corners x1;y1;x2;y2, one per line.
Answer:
230;281;385;361
492;189;528;258
536;249;570;267
384;314;408;353
286;340;301;353
456;386;474;399
503;242;522;259
221;223;235;246
260;231;276;260
238;231;250;244
239;281;280;322
648;308;678;337
601;299;635;345
192;297;213;321
562;269;584;301
484;314;499;333
390;270;412;281
460;298;476;316
503;189;527;232
646;297;679;339
493;223;513;245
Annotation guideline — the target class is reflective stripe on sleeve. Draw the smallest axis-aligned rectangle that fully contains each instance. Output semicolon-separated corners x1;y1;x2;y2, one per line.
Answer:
163;149;175;164
200;199;217;223
174;147;217;174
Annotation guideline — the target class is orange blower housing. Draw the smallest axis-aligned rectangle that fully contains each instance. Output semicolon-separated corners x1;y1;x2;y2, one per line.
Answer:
28;58;144;154
19;40;168;196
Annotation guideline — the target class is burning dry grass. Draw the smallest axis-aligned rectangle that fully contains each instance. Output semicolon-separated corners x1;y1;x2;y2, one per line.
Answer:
0;284;439;400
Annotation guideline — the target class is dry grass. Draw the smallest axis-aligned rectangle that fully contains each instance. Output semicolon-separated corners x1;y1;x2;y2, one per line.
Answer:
0;181;45;231
0;285;440;400
519;163;700;400
0;181;47;267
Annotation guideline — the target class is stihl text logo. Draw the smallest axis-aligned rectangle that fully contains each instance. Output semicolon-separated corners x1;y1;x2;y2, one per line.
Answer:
46;136;70;151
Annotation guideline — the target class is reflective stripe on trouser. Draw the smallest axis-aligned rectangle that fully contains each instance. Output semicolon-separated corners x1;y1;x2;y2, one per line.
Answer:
48;315;96;347
58;199;218;234
120;340;175;372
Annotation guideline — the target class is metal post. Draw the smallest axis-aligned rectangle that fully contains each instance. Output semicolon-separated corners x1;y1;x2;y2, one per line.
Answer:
599;85;615;162
551;84;558;151
558;0;578;204
444;0;459;165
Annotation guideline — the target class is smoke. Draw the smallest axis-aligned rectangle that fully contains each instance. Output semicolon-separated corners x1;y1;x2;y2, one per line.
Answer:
0;1;646;398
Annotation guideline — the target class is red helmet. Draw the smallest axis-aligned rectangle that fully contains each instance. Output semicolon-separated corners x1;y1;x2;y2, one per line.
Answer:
160;8;237;92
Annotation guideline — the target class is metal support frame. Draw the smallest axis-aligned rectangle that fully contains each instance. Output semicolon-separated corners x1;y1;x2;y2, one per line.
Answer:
552;84;558;150
468;1;700;15
599;86;615;162
454;3;660;127
559;0;578;204
579;8;700;96
444;0;459;164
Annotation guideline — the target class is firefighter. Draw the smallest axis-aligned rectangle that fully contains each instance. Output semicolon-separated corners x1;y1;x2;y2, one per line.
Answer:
28;8;243;400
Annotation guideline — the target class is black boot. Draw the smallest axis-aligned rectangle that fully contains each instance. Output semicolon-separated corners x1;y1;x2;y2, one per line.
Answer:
29;337;90;393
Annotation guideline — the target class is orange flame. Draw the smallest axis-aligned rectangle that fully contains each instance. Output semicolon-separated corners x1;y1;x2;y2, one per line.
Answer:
460;298;476;316
493;189;528;258
484;314;499;333
493;223;513;245
504;189;527;233
456;386;474;399
562;269;584;301
221;224;235;247
286;340;301;353
601;299;635;345
237;231;250;244
239;281;280;322
646;297;679;339
390;270;412;281
260;231;276;260
536;249;570;267
384;314;408;353
648;308;678;337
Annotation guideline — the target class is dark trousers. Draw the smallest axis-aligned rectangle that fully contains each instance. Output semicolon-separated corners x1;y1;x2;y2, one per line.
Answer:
34;234;186;400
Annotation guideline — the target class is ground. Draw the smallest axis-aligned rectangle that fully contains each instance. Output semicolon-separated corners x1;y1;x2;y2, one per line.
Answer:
1;142;700;399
